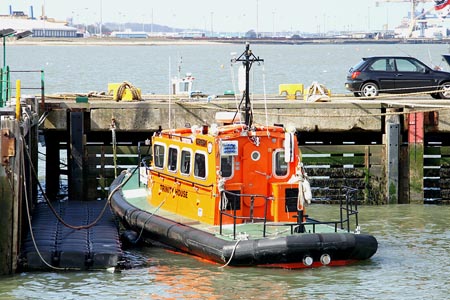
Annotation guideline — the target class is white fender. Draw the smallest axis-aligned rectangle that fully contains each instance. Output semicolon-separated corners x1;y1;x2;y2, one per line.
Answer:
302;178;312;204
297;180;305;210
284;132;294;163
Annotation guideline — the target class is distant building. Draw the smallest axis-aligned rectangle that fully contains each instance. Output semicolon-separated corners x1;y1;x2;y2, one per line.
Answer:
0;17;77;38
110;30;148;38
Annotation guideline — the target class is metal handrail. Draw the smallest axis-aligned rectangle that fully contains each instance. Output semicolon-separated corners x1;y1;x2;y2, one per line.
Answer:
219;186;360;240
0;68;45;109
219;190;270;239
339;186;359;232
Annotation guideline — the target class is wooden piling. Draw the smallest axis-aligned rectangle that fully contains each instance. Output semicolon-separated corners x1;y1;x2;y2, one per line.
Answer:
68;111;86;201
0;118;24;274
408;111;425;204
44;132;60;201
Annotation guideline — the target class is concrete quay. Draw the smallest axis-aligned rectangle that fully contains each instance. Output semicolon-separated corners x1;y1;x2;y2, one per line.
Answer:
40;94;450;206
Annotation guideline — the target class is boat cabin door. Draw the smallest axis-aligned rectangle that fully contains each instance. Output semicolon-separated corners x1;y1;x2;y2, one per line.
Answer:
242;141;270;212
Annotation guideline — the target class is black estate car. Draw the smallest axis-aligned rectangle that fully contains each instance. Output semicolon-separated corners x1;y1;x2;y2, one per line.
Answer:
345;56;450;99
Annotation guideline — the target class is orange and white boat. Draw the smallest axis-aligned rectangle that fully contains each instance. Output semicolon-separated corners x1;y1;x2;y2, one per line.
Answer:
110;44;377;268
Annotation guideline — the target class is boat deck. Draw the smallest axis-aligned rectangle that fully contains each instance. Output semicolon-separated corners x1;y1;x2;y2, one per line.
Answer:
121;172;341;242
21;200;122;271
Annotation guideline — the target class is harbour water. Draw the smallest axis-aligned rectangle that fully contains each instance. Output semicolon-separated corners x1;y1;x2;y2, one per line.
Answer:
1;205;449;299
1;43;450;299
6;42;450;96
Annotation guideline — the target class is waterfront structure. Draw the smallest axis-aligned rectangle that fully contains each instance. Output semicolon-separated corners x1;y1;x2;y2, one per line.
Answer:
110;30;148;38
109;44;378;268
0;18;77;38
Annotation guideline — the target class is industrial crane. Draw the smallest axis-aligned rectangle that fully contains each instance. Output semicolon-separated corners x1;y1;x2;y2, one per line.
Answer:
376;0;450;37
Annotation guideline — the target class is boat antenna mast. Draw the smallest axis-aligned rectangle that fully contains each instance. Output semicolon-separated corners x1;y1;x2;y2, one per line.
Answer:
231;43;264;127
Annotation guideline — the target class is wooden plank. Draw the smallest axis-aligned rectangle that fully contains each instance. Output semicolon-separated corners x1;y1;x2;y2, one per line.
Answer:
88;167;127;178
424;189;440;198
424;168;440;177
425;147;441;155
440;146;450;156
440;167;450;177
310;178;365;188
424;178;440;188
440;189;450;200
301;145;382;155
440;157;450;166
439;179;450;189
86;145;147;155
311;188;364;200
368;146;384;165
424;157;442;166
87;156;139;166
305;167;366;178
368;165;383;178
302;156;366;165
301;145;383;166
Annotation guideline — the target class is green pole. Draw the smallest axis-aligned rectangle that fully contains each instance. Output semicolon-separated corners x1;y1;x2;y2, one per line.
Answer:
40;70;45;112
1;36;4;107
0;67;3;107
2;36;5;69
5;66;9;103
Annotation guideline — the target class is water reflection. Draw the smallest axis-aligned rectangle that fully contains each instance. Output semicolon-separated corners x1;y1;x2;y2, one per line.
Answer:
1;204;450;299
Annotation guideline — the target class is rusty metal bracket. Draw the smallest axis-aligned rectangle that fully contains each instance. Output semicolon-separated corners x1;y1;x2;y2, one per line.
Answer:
1;129;15;166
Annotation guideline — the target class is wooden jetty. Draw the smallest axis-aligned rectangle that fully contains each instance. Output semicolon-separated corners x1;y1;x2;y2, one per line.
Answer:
41;94;450;205
3;90;450;274
0;96;39;275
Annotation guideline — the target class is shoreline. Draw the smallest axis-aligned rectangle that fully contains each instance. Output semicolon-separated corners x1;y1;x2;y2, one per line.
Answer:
10;36;450;46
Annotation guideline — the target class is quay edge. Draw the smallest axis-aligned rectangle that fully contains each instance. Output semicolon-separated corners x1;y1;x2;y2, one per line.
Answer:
40;94;450;204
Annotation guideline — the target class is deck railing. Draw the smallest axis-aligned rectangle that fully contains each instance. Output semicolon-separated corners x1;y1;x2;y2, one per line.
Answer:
219;186;360;240
219;190;270;239
1;68;45;108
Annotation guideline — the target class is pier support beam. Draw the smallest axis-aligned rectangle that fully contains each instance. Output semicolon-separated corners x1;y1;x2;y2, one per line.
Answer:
408;112;424;204
68;111;86;201
45;133;60;200
0;120;23;274
385;108;400;204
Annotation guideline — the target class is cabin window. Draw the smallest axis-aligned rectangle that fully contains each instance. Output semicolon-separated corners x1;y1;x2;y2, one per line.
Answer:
194;152;207;179
274;150;288;177
220;156;233;178
154;144;165;169
168;147;178;172
180;149;192;175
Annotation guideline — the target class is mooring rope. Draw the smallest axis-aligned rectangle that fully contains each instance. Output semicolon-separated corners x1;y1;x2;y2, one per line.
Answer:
218;239;241;269
229;63;242;121
132;197;167;244
111;117;118;178
21;137;74;271
177;93;450;119
21;133;138;230
113;81;142;101
261;63;270;136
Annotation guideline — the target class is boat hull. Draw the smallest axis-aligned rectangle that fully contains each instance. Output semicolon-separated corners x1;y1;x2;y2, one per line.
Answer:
110;174;378;268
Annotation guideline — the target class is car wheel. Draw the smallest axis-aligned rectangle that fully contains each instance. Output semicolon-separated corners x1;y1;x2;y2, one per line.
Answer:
360;82;379;98
430;92;441;99
353;92;362;97
438;82;450;99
